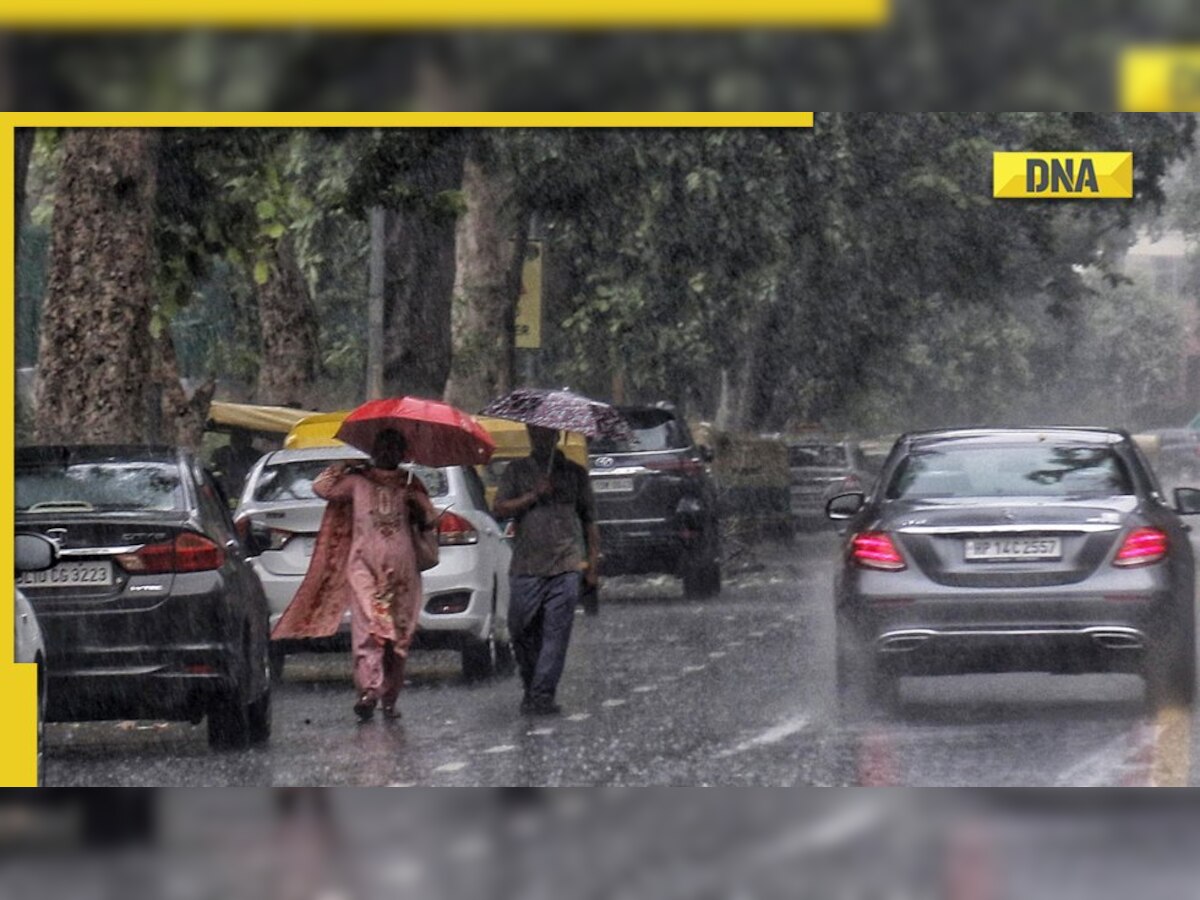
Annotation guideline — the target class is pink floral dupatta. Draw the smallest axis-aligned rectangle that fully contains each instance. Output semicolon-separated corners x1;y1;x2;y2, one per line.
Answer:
271;496;356;640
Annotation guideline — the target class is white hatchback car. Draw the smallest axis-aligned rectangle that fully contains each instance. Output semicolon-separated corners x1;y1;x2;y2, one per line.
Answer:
235;446;514;682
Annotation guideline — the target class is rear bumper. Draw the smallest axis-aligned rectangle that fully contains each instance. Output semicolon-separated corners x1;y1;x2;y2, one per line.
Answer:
840;564;1178;676
598;520;684;575
268;546;495;653
34;573;242;722
870;626;1148;676
45;646;235;722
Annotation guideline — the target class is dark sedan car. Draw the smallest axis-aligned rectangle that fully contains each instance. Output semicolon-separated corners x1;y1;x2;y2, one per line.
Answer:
785;437;877;529
828;428;1200;715
15;445;272;750
588;404;721;598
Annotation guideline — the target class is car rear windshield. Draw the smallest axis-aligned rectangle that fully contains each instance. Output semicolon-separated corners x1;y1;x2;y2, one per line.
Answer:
252;461;448;502
591;410;689;453
788;443;850;468
16;462;185;512
887;442;1135;500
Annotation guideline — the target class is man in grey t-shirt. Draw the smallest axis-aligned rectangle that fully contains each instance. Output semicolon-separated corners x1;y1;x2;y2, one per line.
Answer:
494;425;599;715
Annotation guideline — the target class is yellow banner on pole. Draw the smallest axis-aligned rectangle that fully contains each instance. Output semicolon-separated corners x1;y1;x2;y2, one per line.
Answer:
516;241;543;349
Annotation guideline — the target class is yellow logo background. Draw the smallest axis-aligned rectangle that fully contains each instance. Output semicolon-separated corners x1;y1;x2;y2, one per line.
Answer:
993;152;1133;200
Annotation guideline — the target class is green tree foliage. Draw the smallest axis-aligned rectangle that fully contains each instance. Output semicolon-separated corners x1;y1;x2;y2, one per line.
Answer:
533;114;1195;432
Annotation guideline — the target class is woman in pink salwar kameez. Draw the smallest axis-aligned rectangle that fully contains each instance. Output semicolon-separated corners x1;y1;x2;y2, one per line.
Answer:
273;430;436;722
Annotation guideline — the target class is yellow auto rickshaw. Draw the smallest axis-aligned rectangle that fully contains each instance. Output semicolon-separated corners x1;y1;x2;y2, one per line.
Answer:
474;416;589;507
282;410;589;507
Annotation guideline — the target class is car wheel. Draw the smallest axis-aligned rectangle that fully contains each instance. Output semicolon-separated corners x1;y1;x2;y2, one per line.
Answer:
835;623;898;721
494;639;516;677
462;619;498;682
248;642;273;745
683;562;722;599
1146;632;1196;710
208;642;252;751
269;644;287;683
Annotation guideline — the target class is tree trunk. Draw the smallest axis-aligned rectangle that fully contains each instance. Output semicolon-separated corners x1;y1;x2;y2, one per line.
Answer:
254;237;321;406
443;140;529;413
381;134;465;400
35;129;161;444
14;127;34;234
154;328;215;450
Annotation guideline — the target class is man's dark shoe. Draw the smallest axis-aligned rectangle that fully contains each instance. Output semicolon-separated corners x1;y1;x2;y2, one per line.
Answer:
526;698;562;716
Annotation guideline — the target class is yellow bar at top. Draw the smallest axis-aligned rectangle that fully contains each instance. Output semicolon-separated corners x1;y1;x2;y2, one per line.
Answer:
2;112;814;129
1120;46;1200;112
0;1;889;29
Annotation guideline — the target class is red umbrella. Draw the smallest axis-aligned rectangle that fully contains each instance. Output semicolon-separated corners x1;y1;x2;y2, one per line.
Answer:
334;397;495;467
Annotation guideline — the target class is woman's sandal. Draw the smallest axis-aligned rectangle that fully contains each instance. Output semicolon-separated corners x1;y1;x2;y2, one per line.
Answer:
354;693;376;723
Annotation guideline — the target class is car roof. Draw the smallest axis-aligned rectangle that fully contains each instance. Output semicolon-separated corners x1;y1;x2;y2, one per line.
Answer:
262;445;367;464
903;427;1126;446
16;444;183;465
259;446;462;471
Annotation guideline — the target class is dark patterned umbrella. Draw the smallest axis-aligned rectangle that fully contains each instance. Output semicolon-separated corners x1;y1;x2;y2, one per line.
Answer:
478;388;632;441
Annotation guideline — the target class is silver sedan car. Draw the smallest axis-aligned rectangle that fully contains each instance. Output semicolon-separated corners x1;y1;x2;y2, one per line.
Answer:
828;428;1200;715
235;446;514;682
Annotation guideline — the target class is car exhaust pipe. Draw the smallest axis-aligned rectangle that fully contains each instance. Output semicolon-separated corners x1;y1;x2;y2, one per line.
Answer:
1088;628;1144;651
877;631;934;652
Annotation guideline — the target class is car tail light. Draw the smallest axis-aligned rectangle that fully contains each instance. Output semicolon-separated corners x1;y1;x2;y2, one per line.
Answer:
644;458;706;476
438;511;478;546
235;516;292;551
1113;527;1168;567
116;532;225;574
850;531;906;571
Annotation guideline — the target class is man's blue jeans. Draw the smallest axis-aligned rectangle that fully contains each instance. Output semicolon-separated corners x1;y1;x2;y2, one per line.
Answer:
508;572;581;702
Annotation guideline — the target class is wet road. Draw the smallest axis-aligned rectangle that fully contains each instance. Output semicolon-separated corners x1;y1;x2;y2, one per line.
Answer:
44;530;1200;787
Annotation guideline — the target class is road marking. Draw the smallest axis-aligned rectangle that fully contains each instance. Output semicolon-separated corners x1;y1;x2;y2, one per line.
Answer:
727;641;745;648
708;651;727;659
749;631;766;638
601;699;627;708
1055;729;1147;787
718;715;811;758
1152;704;1191;787
566;712;592;722
527;727;555;736
681;664;707;674
482;744;517;754
632;685;658;693
433;761;469;773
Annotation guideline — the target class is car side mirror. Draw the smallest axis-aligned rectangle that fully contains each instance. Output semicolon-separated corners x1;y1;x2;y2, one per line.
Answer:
15;533;58;573
1175;487;1200;516
826;492;866;521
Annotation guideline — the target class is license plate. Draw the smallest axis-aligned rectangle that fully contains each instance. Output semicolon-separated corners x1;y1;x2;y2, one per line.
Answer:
593;477;635;494
964;537;1062;562
17;560;115;588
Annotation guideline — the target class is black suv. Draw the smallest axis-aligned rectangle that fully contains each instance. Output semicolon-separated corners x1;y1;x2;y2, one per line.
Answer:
588;405;721;598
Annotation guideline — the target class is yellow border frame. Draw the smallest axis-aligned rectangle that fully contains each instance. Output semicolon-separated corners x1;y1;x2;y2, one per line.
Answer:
0;1;888;28
1;110;812;786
